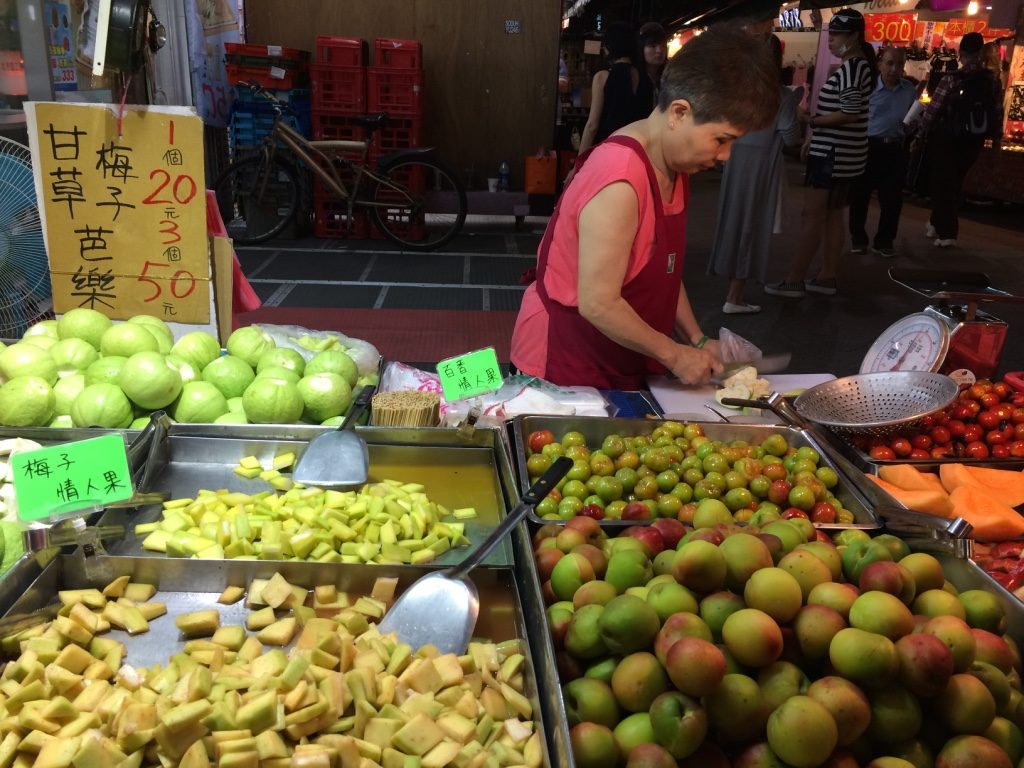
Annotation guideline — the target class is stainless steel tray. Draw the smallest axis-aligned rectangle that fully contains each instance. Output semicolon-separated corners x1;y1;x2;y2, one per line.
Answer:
937;553;1024;638
98;425;519;567
827;429;1024;473
0;550;557;766
511;415;880;529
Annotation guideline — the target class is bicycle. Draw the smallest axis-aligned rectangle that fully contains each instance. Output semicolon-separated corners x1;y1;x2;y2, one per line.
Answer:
213;82;467;251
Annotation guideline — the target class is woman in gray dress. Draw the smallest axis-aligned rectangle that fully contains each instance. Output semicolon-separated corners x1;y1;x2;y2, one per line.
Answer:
708;31;803;314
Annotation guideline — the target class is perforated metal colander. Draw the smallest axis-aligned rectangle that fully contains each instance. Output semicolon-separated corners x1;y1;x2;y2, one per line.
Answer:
792;372;959;437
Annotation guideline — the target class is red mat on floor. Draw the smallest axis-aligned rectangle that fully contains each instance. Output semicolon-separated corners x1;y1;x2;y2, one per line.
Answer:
235;308;516;364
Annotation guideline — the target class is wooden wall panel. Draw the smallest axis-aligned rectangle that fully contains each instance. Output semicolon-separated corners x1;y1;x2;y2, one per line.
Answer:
244;0;560;191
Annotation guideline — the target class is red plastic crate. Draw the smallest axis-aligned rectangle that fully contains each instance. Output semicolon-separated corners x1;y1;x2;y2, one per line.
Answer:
374;38;422;69
311;113;366;143
313;181;369;239
316;36;368;66
225;63;308;90
311;65;366;114
225;43;310;63
369;116;422;158
367;68;423;116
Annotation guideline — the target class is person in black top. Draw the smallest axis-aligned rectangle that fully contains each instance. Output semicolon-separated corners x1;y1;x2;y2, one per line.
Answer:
637;22;669;115
577;22;646;154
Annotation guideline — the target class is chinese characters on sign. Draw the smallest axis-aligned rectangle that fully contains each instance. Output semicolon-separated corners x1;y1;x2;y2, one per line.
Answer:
26;103;210;323
436;347;505;403
11;434;133;522
45;1;78;91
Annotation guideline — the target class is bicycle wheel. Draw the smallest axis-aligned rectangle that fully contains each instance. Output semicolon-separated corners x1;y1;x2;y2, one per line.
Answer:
369;157;467;251
214;155;299;245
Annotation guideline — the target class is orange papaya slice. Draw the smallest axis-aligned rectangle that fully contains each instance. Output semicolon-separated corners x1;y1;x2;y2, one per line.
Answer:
866;474;954;518
940;463;1024;507
949;484;1024;542
878;464;946;493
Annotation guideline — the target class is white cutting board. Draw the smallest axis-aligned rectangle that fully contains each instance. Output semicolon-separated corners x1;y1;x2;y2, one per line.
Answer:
647;373;837;422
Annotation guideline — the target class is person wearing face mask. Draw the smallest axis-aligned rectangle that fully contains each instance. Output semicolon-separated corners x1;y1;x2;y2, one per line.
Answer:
848;46;919;258
637;22;669;113
765;8;876;298
510;30;780;389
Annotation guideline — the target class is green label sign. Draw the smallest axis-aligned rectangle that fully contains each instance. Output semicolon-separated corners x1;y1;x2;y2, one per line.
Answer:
437;347;504;402
11;434;133;522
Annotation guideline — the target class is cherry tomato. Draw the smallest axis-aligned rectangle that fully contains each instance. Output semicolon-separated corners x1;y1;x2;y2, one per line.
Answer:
1009;440;1024;458
964;441;990;459
991;444;1011;459
980;392;1001;409
932;411;950;426
993;382;1012;400
911;434;933;451
1015;423;1024;441
527;430;556;454
977;411;1001;431
919;415;936;430
810;502;837;524
950;403;971;421
929;426;951;445
869;445;897;460
908;448;931;459
963;424;985;443
965;400;982;417
969;384;989;400
947;419;966;438
986;430;1009;446
890;438;913;458
1012;408;1024;425
993;404;1014;421
931;445;952;459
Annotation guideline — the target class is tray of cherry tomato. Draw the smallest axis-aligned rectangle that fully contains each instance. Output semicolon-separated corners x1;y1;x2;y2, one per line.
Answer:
840;377;1024;468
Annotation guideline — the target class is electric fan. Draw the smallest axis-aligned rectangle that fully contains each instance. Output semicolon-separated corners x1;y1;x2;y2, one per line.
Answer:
0;137;52;339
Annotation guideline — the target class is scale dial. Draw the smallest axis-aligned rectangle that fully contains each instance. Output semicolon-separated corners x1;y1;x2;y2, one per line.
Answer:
861;312;951;374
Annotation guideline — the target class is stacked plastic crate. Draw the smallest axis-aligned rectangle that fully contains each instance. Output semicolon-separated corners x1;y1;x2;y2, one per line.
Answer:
225;44;312;159
367;38;424;240
310;36;370;238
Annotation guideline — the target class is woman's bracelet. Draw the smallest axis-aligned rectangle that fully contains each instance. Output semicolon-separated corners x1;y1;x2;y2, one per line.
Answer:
693;335;710;349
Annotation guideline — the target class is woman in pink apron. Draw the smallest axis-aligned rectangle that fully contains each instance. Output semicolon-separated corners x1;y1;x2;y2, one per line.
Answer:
511;28;782;390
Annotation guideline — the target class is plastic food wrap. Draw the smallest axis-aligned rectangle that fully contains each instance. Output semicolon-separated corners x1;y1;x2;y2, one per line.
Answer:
379;363;610;427
253;324;381;375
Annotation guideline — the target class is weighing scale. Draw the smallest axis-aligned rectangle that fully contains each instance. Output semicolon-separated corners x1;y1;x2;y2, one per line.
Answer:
861;268;1024;379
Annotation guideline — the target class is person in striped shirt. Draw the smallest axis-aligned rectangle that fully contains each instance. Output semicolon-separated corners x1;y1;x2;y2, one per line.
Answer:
765;9;876;298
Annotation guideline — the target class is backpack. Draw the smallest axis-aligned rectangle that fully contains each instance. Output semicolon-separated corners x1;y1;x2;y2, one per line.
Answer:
947;70;998;138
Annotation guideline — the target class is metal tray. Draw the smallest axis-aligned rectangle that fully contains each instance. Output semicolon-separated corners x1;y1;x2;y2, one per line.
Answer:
826;429;1024;474
511;415;880;529
0;550;557;767
937;553;1024;638
98;424;520;567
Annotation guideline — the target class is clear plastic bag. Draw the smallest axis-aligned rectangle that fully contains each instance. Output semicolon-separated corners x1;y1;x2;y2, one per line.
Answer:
253;324;381;376
718;328;763;365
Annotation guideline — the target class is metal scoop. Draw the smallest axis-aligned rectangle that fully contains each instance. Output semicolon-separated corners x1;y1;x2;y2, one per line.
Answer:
378;456;572;654
292;385;375;487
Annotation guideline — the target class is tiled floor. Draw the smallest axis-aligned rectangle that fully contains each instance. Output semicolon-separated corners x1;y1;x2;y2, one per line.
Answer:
236;161;1024;376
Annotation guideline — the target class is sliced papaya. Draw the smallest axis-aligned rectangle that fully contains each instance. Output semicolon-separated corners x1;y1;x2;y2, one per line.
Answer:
949;484;1024;542
940;463;1024;507
866;474;954;518
878;464;946;493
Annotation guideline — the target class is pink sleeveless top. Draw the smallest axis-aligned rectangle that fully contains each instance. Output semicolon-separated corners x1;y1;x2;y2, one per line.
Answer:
510;141;686;378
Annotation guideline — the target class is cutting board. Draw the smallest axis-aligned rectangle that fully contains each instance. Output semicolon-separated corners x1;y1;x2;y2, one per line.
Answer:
647;373;837;422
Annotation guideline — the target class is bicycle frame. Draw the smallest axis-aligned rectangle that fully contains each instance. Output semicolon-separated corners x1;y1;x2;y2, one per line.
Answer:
261;112;419;223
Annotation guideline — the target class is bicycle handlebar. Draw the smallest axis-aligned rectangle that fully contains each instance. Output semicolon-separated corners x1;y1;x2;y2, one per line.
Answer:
242;81;297;116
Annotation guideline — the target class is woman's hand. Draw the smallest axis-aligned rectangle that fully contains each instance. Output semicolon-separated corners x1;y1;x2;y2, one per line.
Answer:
666;344;723;385
800;137;812;163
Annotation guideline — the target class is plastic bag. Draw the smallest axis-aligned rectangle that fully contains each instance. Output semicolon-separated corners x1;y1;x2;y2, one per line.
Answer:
253;324;381;376
378;365;610;426
718;328;763;365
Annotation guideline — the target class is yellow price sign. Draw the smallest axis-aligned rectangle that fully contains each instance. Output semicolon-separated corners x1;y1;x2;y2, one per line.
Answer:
26;103;210;323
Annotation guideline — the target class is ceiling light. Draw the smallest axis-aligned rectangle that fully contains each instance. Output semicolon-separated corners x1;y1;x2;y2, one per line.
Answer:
967;0;979;14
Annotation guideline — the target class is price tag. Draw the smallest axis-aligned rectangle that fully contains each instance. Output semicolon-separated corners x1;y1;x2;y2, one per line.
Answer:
437;347;504;402
270;66;286;80
266;45;282;57
11;434;133;522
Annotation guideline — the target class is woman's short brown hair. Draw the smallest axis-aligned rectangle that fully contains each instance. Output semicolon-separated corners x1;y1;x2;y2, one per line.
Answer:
658;28;781;132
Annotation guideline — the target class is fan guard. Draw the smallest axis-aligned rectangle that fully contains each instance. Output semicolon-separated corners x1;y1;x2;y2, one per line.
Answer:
0;136;52;339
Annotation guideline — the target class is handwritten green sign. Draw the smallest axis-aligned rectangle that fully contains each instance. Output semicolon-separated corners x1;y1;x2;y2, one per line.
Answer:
437;347;504;402
12;434;133;522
